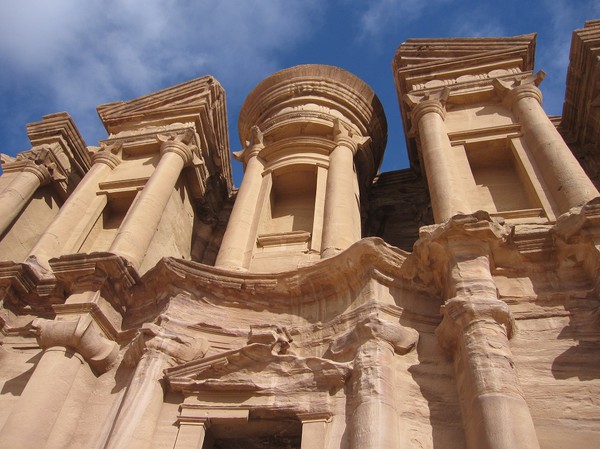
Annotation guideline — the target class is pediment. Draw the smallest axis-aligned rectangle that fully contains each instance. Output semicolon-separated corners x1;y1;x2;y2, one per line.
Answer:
97;76;225;134
394;34;536;73
165;342;351;394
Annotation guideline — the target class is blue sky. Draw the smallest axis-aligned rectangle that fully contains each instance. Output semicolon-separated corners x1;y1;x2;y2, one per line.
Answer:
1;0;598;185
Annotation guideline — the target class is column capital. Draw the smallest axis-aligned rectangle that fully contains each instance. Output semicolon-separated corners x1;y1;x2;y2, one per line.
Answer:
32;314;119;373
22;160;52;185
124;319;208;368
411;98;446;124
331;118;369;155
92;150;121;169
493;71;545;108
3;149;54;185
436;296;514;354
405;87;449;124
327;313;418;358
159;139;195;166
234;125;265;164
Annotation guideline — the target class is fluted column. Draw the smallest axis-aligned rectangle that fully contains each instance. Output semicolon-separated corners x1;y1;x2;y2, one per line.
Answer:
0;161;51;236
410;95;469;223
27;150;120;270
103;321;207;449
436;238;540;449
329;314;418;449
109;139;193;269
496;75;598;213
321;121;362;258
0;315;118;449
215;126;265;269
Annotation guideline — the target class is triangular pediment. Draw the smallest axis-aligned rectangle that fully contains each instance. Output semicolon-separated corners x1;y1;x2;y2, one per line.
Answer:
165;343;351;394
97;75;224;134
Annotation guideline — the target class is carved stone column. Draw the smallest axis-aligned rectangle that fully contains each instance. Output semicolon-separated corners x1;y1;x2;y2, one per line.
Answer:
103;320;208;449
329;313;418;449
0;159;51;236
27;149;121;270
215;126;265;270
0;315;118;449
436;238;540;449
495;74;599;213
407;91;469;223
321;120;363;258
109;137;194;269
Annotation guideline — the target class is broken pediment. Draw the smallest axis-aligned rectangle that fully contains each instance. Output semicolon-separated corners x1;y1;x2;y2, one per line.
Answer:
165;342;351;395
393;34;536;74
96;75;233;201
97;76;225;134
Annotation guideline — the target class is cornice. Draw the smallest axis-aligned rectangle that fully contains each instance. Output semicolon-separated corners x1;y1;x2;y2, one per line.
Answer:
144;238;415;304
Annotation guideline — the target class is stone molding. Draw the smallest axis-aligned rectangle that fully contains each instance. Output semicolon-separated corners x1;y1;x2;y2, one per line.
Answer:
32;314;119;373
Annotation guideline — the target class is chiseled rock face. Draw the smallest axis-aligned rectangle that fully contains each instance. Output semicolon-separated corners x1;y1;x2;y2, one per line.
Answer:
1;25;600;449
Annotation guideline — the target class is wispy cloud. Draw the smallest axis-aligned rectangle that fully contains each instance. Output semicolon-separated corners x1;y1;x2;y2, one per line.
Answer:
0;0;321;149
353;0;451;39
453;16;506;38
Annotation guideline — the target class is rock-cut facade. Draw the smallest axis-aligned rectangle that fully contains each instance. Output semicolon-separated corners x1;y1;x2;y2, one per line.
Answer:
1;21;600;449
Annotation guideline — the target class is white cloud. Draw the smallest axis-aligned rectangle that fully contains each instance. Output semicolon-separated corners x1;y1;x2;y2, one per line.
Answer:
0;0;322;147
